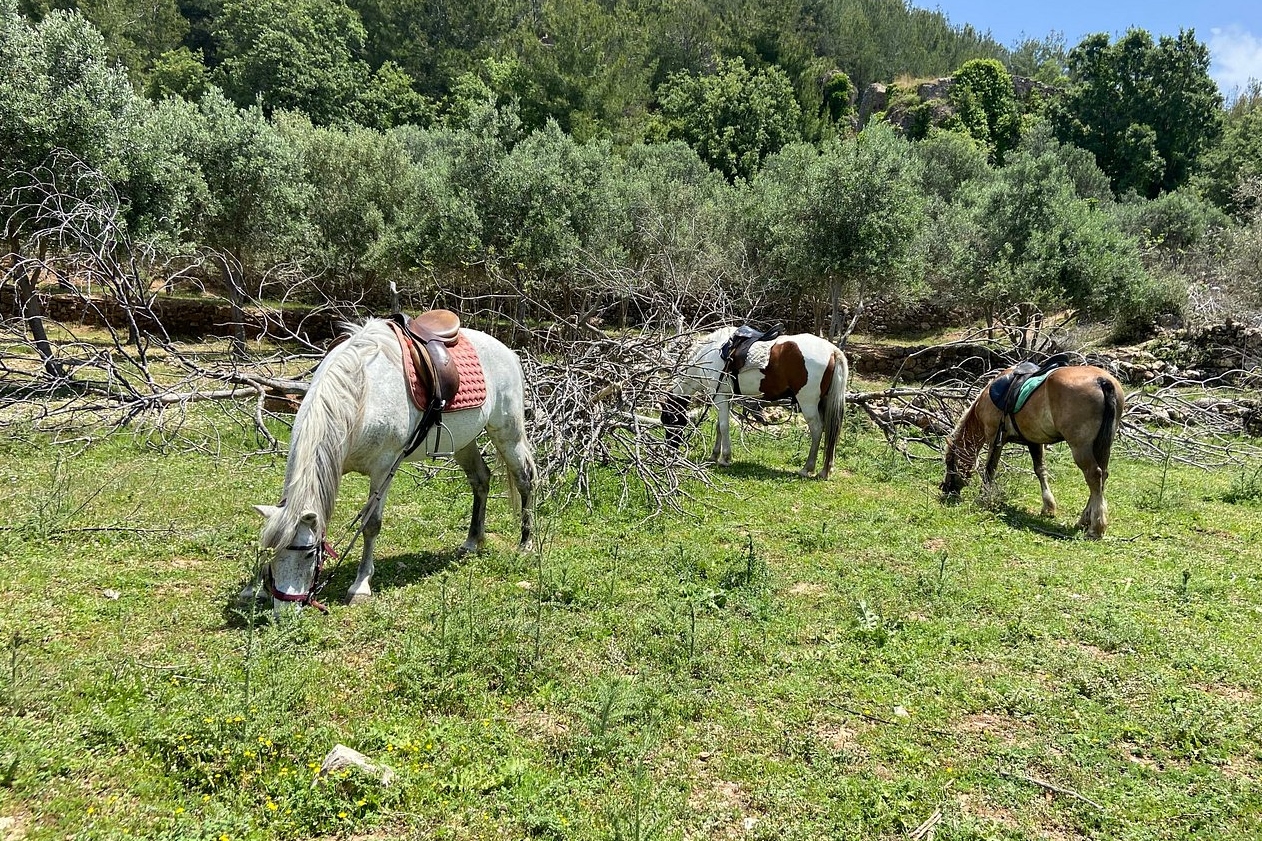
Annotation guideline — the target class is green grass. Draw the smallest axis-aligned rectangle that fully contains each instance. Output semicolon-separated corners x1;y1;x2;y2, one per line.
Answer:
1;411;1260;840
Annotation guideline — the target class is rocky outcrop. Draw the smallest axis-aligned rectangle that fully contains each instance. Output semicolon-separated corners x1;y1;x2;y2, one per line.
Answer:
857;82;887;125
860;73;1060;135
916;77;953;100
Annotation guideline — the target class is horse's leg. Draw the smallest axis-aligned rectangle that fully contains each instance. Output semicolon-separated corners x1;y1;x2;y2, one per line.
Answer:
1029;443;1056;517
488;413;536;552
713;391;732;466
503;437;536;552
453;441;491;554
1070;443;1108;539
799;401;823;478
982;436;1004;488
347;472;393;604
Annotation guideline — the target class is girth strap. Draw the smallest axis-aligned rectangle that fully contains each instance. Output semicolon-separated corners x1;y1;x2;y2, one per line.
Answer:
385;313;461;458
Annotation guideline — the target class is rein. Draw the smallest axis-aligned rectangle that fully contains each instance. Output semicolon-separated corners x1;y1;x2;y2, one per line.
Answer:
263;324;448;613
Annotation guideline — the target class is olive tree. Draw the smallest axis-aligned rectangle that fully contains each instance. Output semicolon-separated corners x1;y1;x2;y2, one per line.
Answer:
751;123;927;338
0;1;141;374
656;56;802;182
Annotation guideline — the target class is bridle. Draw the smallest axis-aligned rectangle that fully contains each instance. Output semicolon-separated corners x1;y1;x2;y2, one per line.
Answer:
265;538;338;614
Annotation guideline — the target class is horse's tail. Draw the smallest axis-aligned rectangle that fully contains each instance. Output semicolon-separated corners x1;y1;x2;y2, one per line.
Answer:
1093;376;1118;471
820;349;849;473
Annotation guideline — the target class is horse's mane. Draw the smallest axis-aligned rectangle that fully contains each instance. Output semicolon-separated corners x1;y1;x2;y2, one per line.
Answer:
259;320;392;548
944;389;987;470
684;325;738;364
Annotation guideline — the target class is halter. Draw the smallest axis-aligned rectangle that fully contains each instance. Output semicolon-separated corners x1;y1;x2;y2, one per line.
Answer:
265;538;338;614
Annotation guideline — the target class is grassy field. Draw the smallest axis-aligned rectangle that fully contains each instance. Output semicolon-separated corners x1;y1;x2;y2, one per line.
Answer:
1;404;1260;840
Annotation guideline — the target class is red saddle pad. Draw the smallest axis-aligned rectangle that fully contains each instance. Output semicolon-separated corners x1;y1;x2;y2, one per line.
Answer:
388;321;488;412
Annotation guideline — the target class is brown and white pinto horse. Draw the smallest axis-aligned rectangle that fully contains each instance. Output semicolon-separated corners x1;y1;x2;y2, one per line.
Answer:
662;327;849;478
940;365;1125;538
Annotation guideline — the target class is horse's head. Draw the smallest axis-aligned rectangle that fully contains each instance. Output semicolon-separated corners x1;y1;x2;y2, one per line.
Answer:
254;504;330;614
939;448;968;497
660;393;690;450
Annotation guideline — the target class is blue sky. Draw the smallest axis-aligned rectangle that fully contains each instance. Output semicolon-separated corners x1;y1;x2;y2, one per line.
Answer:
912;0;1262;96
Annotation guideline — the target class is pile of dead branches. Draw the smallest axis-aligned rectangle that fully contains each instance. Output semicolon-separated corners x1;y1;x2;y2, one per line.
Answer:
8;159;1262;510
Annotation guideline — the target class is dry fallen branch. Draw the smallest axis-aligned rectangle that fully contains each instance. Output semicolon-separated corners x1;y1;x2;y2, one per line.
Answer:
996;767;1105;811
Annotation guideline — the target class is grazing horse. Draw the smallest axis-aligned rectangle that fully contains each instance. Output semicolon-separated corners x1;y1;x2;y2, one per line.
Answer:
661;326;849;478
940;364;1125;538
251;318;535;611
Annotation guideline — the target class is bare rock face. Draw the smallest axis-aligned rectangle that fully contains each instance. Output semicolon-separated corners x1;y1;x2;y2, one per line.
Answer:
858;73;1058;136
1012;76;1058;100
858;82;887;125
916;77;953;100
318;744;395;786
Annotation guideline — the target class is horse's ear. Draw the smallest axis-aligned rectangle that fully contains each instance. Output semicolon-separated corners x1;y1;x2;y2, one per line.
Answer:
254;504;281;520
299;510;319;526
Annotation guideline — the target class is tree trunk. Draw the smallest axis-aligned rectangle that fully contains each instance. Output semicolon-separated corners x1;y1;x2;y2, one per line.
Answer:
828;279;841;342
218;250;247;356
8;237;64;379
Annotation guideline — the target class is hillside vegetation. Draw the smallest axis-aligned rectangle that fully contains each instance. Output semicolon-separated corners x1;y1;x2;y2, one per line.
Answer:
4;0;1262;344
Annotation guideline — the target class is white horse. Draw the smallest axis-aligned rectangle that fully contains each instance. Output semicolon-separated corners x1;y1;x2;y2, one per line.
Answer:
661;326;849;478
250;318;535;611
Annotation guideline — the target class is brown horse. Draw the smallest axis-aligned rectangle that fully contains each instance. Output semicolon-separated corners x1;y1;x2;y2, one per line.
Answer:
940;365;1125;538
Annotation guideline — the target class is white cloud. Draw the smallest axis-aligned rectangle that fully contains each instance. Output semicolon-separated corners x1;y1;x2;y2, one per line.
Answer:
1209;25;1262;96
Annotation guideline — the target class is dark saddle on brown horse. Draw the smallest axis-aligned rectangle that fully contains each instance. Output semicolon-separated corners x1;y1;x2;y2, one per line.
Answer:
988;352;1073;441
387;309;463;456
720;324;783;395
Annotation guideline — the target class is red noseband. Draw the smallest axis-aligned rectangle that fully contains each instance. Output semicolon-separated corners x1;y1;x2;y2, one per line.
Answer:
266;538;338;614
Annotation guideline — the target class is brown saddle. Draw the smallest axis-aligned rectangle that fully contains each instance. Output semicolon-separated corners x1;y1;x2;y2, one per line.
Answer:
389;309;462;407
408;309;460;346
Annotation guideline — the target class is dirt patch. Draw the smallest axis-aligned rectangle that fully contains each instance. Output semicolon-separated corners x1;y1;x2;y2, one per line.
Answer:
1221;754;1261;781
953;712;1031;746
0;812;32;841
1191;682;1256;704
957;792;1020;830
786;582;825;597
506;702;571;748
1055;639;1121;660
812;720;868;755
684;778;763;839
1122;743;1159;771
922;537;947;552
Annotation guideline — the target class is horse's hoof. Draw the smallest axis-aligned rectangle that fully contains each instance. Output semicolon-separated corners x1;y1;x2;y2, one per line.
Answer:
346;592;372;606
1041;506;1056;517
457;539;484;556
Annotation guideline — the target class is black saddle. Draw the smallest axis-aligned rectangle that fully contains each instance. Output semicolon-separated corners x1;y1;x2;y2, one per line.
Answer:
988;352;1072;417
720;324;783;395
